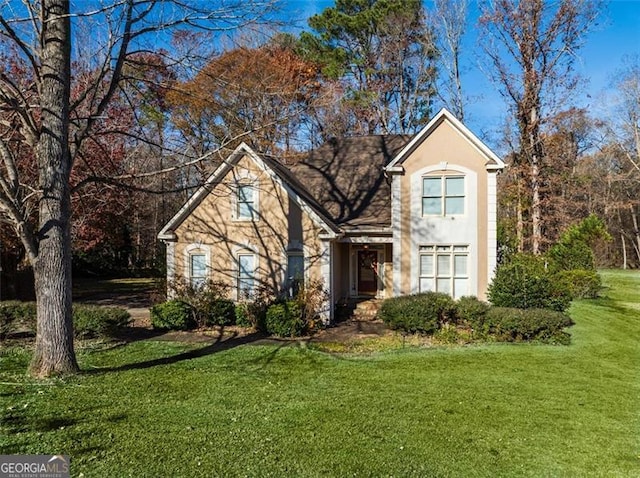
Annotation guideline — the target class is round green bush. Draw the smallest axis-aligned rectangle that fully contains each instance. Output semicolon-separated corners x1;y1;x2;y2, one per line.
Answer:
456;296;490;329
203;299;236;326
379;292;456;335
265;301;304;337
0;301;37;339
151;300;195;330
555;269;602;299
484;307;574;344
235;304;251;328
488;254;571;312
73;305;131;339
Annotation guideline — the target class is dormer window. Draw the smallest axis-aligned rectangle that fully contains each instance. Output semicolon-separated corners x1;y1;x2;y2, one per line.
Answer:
422;175;465;216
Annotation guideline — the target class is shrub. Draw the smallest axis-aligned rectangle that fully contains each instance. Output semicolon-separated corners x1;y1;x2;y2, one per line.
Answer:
0;301;37;339
292;279;328;331
482;307;574;344
547;241;595;272
265;301;305;337
151;300;195;330
202;299;236;326
456;296;490;329
73;305;131;339
235;303;251;328
555;269;602;299
0;302;131;340
167;279;230;327
547;214;610;272
379;292;456;335
488;254;571;312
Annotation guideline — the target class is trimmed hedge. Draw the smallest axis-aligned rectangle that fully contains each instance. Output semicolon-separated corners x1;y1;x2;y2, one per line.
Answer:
151;300;195;330
481;307;574;344
555;269;602;299
378;293;574;345
379;292;456;334
456;296;490;328
0;301;37;339
265;301;304;337
488;254;572;312
73;305;131;339
202;299;236;326
0;301;131;340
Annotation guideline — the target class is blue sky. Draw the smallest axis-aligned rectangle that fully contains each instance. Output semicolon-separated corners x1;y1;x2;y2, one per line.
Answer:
285;0;640;145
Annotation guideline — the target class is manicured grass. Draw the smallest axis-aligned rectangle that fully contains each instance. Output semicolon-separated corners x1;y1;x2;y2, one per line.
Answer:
72;277;161;300
1;271;639;476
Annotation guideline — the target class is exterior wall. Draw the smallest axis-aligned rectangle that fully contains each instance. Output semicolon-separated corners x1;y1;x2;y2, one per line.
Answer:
170;153;326;301
333;242;350;300
397;120;491;300
384;243;393;296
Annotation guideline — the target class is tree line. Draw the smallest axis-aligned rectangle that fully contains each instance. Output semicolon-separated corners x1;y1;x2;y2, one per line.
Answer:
0;0;637;376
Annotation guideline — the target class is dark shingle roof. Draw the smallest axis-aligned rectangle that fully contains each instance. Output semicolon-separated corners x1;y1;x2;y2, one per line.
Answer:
288;135;410;228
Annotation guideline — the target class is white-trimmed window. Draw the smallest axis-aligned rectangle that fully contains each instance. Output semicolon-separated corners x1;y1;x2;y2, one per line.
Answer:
422;176;465;216
419;245;468;298
236;183;256;220
237;254;256;299
286;253;304;297
189;253;207;289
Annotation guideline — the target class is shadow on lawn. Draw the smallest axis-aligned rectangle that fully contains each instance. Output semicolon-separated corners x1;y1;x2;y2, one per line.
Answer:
86;330;268;374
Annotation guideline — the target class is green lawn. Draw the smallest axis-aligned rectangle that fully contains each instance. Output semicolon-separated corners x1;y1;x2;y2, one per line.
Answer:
1;271;639;477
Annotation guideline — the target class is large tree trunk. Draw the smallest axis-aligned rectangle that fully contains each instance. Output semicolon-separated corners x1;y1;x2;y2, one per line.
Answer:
530;155;542;255
29;0;78;377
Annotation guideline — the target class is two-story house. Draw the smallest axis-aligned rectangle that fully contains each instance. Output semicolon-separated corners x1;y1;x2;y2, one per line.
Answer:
158;109;505;322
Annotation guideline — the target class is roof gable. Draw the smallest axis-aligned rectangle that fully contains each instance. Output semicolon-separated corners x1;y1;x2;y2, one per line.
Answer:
158;143;339;241
385;108;505;172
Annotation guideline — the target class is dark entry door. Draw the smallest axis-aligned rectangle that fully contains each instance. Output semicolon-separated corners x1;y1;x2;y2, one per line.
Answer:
357;250;378;295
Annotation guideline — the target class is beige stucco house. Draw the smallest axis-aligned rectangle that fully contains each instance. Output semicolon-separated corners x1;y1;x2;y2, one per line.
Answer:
158;109;505;322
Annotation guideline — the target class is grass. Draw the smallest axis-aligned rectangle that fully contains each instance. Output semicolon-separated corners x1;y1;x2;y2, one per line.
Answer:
1;270;639;477
72;277;161;300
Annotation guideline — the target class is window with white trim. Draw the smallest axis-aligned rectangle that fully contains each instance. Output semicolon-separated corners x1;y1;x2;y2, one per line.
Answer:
237;254;256;299
189;253;207;289
419;245;468;298
286;253;304;297
422;175;465;216
236;183;256;220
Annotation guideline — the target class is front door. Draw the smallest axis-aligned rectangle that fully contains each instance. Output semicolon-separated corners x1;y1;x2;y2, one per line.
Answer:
357;250;378;295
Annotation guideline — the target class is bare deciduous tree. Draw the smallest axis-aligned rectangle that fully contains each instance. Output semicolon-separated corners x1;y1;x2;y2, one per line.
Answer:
432;0;467;121
479;0;600;254
0;0;273;377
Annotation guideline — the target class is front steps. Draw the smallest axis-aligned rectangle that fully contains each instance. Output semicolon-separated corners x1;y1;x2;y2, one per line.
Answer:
335;298;382;322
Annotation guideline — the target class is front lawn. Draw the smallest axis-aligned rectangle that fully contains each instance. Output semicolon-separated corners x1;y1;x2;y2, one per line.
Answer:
1;271;638;476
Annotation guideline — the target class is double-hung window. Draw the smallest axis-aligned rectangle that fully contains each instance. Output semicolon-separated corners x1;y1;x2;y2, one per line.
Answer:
422;176;465;216
189;253;207;289
286;253;304;297
237;184;256;220
419;245;468;298
237;254;255;299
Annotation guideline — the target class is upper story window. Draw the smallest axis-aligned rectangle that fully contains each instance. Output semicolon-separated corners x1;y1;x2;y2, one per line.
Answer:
422;175;465;216
236;183;256;220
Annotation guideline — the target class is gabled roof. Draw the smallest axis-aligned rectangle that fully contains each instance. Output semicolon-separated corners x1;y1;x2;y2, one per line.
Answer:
385;108;505;172
290;135;410;229
157;143;340;241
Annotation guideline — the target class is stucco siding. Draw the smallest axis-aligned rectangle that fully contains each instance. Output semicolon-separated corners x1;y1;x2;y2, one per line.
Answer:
171;153;325;300
398;119;491;299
